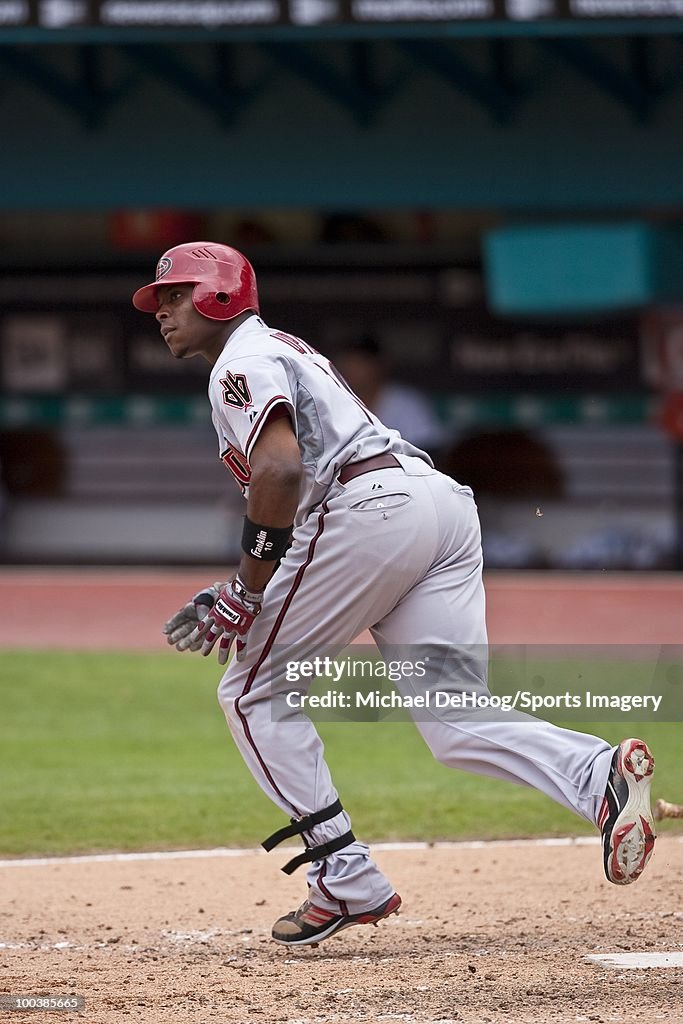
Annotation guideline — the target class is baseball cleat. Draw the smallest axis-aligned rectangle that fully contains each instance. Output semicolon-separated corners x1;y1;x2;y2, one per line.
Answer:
271;891;402;947
599;738;656;885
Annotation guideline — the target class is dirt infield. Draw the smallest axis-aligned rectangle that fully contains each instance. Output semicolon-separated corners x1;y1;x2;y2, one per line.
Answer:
1;840;681;1024
1;570;682;1022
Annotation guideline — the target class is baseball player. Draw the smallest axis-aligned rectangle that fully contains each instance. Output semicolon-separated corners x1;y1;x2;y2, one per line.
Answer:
133;243;656;948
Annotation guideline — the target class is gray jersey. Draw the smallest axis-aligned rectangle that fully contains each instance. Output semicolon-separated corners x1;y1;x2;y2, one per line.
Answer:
209;315;432;522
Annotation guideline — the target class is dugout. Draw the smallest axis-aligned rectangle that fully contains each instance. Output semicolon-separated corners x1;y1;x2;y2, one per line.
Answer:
0;5;681;567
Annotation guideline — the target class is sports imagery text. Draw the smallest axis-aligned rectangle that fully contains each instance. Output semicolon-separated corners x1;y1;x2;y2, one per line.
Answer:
281;656;664;714
284;687;663;714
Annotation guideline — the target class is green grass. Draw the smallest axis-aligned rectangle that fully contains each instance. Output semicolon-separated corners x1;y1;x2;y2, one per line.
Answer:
1;650;681;856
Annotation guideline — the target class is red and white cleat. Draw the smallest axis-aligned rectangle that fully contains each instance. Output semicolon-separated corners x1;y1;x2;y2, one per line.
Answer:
272;892;402;947
598;738;656;885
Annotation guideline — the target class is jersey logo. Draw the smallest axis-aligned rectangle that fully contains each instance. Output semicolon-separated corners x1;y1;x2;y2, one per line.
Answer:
220;371;252;410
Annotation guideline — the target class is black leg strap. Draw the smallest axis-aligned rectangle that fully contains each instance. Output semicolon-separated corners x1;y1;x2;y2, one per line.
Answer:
262;797;344;852
280;830;356;875
261;798;355;873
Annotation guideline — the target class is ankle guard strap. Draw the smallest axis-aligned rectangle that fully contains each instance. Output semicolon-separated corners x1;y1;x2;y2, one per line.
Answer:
262;798;355;874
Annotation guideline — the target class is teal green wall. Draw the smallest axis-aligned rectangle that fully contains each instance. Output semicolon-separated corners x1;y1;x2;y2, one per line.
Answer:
1;38;681;209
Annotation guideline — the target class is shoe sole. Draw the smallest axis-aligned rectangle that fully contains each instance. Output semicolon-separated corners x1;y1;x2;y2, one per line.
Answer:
604;739;656;885
272;894;402;947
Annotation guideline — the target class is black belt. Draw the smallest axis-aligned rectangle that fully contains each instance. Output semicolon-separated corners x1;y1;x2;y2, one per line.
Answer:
338;453;401;485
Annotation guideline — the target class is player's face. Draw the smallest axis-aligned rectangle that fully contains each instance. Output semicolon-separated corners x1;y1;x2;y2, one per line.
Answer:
155;283;225;362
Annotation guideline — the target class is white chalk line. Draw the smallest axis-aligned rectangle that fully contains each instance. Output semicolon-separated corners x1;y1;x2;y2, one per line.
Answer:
3;829;683;871
0;835;608;869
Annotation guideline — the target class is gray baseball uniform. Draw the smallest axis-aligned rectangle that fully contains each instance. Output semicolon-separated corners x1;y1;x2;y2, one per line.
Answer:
210;314;613;913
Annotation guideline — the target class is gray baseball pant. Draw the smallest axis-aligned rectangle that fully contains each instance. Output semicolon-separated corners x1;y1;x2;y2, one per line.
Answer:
218;456;613;914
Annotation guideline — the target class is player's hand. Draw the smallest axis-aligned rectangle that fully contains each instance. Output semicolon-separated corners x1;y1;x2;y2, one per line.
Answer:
189;576;264;666
162;582;224;652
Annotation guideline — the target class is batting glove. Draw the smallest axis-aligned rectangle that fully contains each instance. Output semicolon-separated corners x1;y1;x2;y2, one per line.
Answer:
162;582;224;653
189;576;264;666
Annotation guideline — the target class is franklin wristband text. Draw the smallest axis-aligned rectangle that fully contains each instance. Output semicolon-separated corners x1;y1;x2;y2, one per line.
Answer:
241;518;292;561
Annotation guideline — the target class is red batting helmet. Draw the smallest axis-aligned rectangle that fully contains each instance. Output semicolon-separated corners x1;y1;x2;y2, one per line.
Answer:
132;242;259;321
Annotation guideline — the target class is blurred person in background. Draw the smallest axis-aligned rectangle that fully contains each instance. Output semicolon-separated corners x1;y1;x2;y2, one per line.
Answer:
335;335;447;463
